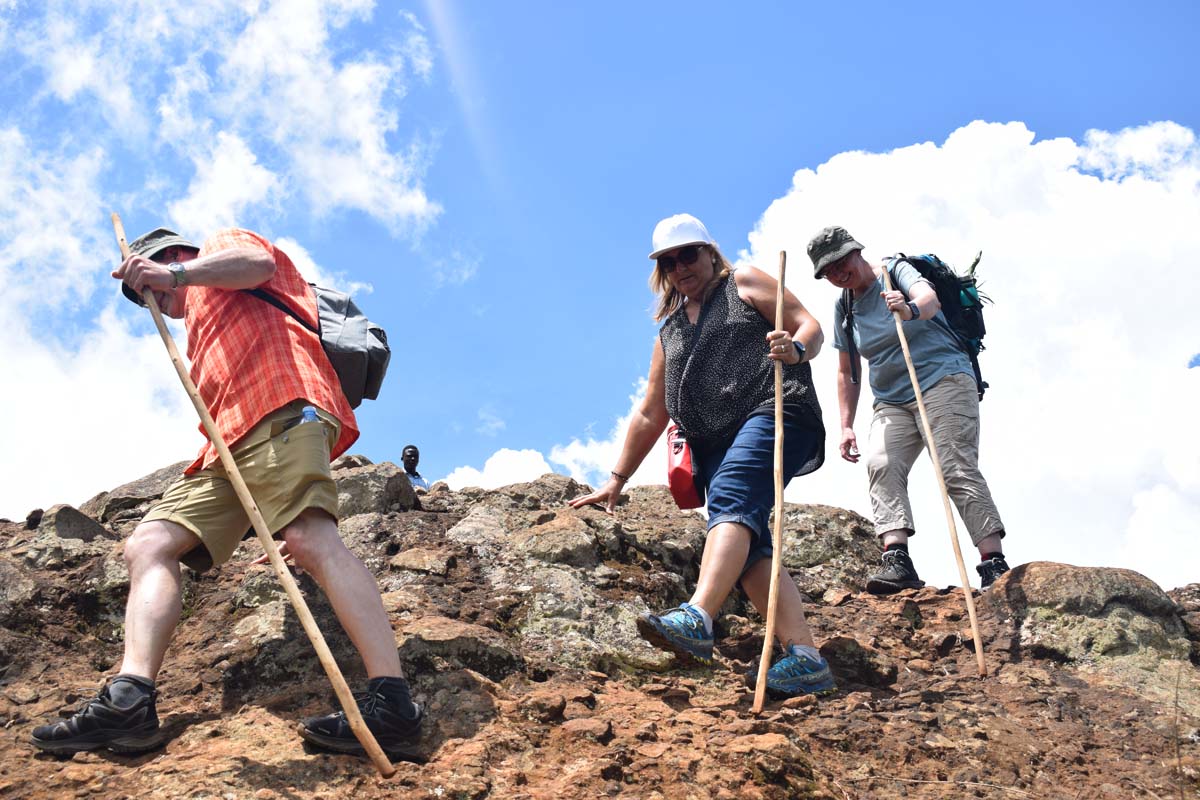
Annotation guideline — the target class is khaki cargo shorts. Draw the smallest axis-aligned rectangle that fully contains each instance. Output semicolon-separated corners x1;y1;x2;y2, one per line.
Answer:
143;401;342;571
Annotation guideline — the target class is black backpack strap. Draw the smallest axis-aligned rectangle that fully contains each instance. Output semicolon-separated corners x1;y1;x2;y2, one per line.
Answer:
886;255;907;299
243;288;319;336
970;354;987;401
840;289;859;385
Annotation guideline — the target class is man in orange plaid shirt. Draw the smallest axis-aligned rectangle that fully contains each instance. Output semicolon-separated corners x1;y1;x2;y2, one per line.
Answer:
31;227;422;761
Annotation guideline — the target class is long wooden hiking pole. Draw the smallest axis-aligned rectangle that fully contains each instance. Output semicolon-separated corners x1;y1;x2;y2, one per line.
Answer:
753;250;788;714
881;266;987;677
111;213;397;777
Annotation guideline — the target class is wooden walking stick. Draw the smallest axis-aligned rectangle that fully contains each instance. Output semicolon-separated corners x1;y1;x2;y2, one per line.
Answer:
111;213;397;777
881;265;987;678
753;250;788;714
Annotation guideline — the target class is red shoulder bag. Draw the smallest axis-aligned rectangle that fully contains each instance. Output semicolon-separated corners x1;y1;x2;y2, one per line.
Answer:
666;423;704;509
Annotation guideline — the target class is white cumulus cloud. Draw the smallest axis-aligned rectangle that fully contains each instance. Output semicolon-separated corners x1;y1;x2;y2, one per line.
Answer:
441;448;553;490
738;119;1200;591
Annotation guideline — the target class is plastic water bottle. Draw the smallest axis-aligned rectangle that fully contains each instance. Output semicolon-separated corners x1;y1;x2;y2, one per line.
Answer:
301;406;319;424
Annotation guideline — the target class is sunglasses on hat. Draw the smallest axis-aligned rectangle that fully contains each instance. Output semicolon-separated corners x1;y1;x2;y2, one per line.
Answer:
657;245;703;273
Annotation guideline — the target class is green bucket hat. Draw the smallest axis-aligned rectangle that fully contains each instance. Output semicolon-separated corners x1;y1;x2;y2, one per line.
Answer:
807;225;864;278
120;227;199;307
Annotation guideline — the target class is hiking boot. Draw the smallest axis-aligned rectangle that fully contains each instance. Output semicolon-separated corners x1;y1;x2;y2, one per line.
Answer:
300;677;423;761
866;548;925;595
977;555;1010;589
31;676;161;755
744;643;837;698
635;603;714;665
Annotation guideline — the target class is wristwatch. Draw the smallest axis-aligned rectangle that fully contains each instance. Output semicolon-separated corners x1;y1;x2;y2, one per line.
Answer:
168;262;188;288
905;301;920;321
793;340;806;363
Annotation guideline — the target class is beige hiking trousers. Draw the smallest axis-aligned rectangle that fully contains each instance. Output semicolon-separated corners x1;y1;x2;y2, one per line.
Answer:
865;372;1005;545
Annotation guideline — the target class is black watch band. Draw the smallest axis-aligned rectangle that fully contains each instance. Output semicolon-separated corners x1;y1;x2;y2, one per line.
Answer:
905;301;920;321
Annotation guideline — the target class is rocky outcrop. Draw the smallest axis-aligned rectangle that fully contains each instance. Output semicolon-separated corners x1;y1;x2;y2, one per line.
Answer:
37;505;112;543
1170;583;1200;665
0;465;1196;800
334;461;417;517
79;460;190;524
981;561;1192;665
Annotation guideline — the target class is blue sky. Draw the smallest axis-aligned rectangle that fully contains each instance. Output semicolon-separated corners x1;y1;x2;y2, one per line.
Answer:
1;1;1198;591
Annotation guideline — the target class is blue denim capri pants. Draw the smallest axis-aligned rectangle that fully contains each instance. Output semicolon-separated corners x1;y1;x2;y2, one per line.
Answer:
690;410;824;577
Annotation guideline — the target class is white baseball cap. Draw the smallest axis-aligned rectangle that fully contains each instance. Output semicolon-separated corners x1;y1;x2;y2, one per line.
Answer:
648;213;715;260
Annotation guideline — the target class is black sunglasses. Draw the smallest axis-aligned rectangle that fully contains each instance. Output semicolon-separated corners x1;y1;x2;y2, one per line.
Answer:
657;245;703;273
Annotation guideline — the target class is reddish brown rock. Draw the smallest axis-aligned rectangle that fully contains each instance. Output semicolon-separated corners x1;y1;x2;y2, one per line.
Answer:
0;470;1194;800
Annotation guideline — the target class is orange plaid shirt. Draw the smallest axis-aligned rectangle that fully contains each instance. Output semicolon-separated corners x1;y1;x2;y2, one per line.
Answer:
182;228;358;474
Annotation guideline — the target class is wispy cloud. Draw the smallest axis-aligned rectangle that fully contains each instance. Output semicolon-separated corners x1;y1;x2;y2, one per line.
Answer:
430;248;480;286
421;0;504;202
476;407;506;437
275;236;373;297
0;128;107;309
167;132;280;235
9;0;441;234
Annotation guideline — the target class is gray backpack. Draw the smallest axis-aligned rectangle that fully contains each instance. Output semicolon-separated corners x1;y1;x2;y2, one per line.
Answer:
245;285;390;408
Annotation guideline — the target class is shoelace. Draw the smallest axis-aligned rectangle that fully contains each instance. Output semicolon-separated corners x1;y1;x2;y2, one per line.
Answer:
66;687;112;713
780;655;822;676
64;684;156;715
668;608;704;632
336;688;405;720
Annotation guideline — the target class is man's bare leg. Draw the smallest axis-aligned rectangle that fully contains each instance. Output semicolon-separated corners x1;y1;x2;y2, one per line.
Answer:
119;519;203;680
281;509;403;678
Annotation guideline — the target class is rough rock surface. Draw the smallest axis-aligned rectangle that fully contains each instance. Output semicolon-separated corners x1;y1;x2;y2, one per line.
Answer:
335;461;417;517
79;460;191;525
980;561;1191;665
36;505;112;543
0;465;1196;800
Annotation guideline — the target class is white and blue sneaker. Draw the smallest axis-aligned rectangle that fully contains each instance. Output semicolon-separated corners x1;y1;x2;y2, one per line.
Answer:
745;643;837;697
636;603;714;665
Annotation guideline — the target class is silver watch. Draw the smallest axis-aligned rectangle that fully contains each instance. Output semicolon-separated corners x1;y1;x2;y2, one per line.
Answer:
168;262;188;288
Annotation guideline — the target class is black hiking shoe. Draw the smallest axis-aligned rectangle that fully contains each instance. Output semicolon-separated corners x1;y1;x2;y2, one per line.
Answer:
31;677;161;755
865;549;926;595
977;555;1010;589
300;677;424;761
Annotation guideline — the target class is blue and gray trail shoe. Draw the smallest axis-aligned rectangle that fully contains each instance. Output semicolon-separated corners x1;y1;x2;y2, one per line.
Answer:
636;603;714;665
745;643;838;698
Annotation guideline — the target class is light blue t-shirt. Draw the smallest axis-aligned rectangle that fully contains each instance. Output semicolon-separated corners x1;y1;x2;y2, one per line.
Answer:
406;471;430;490
832;262;972;406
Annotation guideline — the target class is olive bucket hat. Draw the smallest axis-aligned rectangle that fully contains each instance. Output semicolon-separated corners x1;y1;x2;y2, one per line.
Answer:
120;227;199;306
807;225;864;278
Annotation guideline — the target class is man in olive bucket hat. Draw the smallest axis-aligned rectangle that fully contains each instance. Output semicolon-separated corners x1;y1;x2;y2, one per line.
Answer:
31;226;423;761
809;226;1011;595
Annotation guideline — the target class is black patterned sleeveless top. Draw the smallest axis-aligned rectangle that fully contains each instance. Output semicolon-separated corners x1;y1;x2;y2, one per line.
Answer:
660;272;823;447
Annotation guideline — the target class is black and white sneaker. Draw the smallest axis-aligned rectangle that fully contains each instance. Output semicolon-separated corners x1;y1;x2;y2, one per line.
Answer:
866;549;926;595
31;676;161;755
977;556;1011;589
300;677;424;761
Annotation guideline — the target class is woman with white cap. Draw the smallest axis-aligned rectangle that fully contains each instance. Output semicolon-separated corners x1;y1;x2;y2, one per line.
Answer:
569;213;836;698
